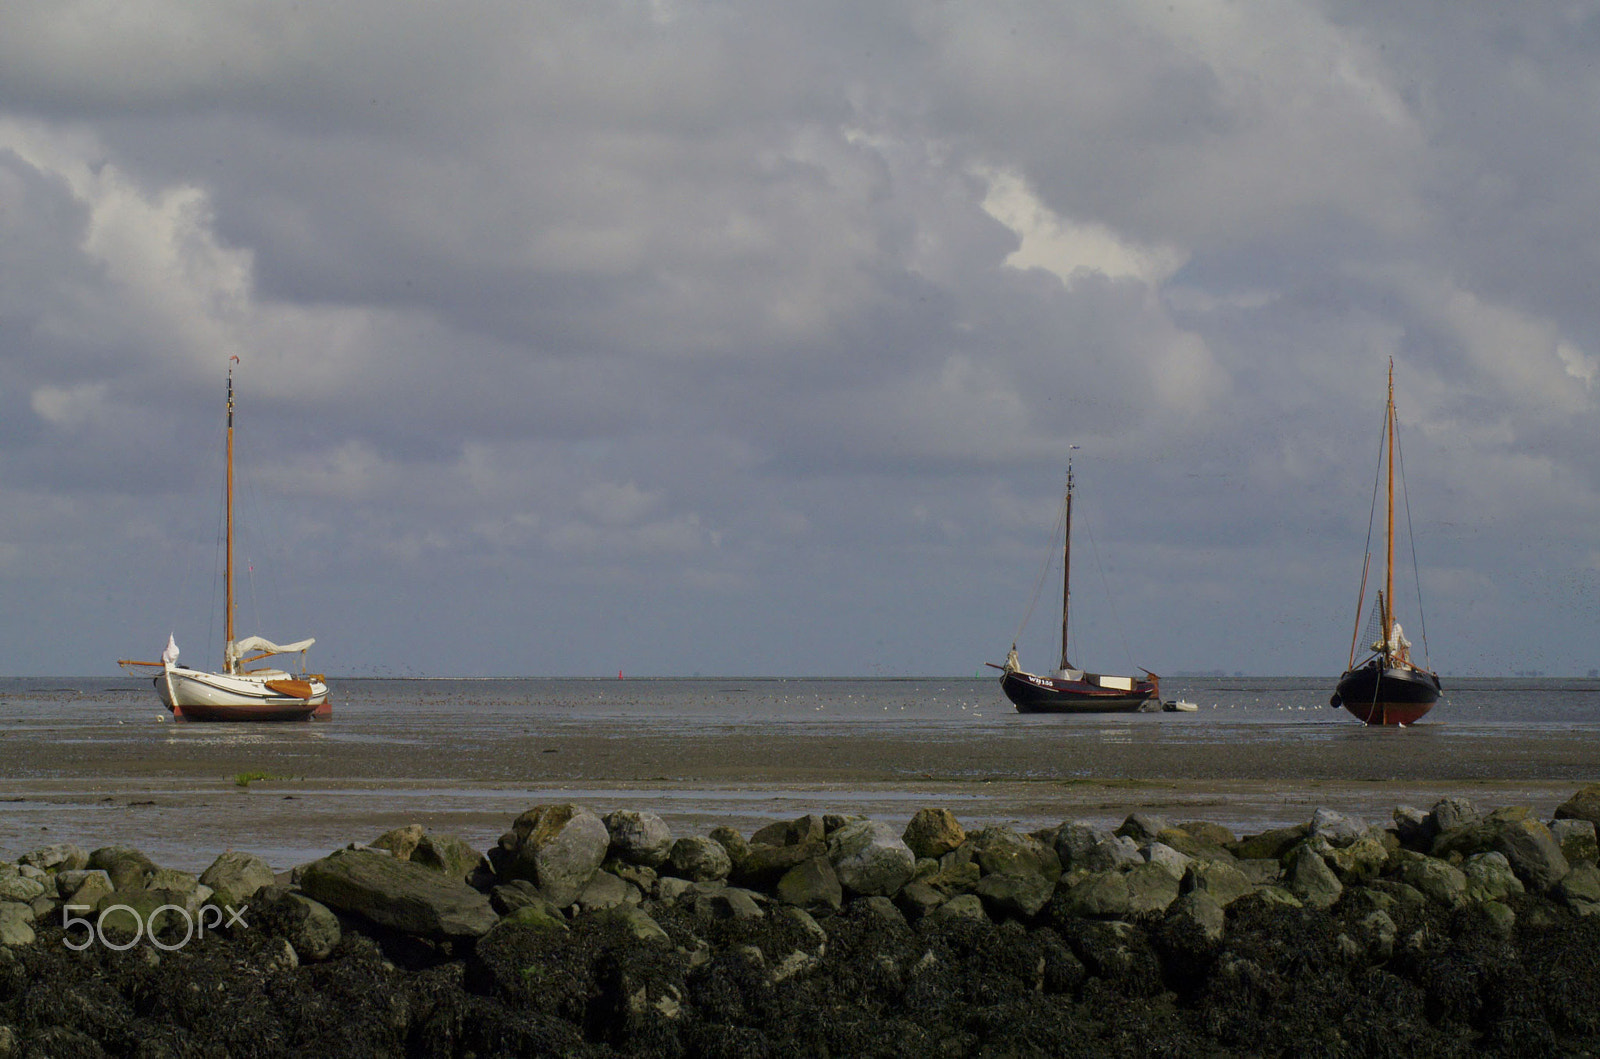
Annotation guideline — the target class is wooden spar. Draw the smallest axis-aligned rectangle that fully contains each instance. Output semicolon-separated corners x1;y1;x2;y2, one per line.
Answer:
224;359;236;673
1384;358;1395;661
1059;458;1074;673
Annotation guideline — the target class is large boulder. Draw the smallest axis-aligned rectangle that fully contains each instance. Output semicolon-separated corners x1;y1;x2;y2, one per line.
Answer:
87;846;157;892
19;843;88;873
1394;851;1468;907
299;848;498;941
1555;784;1600;826
827;819;915;897
1181;860;1256;908
776;856;842;911
902;808;966;859
495;804;611;907
1308;808;1367;848
255;886;342;961
1461;851;1524;904
605;810;674;867
668;837;732;883
1551;818;1599;865
0;903;35;947
751;814;827;848
411;833;483;881
1229;825;1309;862
199;851;277;909
1284;847;1342;910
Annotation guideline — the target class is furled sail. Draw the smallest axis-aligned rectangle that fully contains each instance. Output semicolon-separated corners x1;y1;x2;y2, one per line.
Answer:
227;636;316;666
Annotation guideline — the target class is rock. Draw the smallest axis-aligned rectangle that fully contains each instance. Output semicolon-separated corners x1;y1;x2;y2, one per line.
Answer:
497;902;570;932
256;888;342;961
55;870;113;907
751;814;826;848
775;856;842;912
902;807;966;859
1153;826;1236;865
1162;889;1226;951
19;843;87;873
1323;834;1390;884
1229;825;1309;861
1554;784;1600;826
496;804;611;907
1431;796;1481;834
737;840;825;888
198;850;276;908
597;903;670;944
299;848;498;941
896;880;946;919
1549;818;1598;866
605;810;674;867
1394;851;1467;907
1142;842;1194;880
0;903;35;947
1115;813;1170;843
924;893;986;925
1058;863;1179;919
708;825;749;869
370;824;426;859
1284;847;1342;910
411;833;483;880
575;870;635;912
1556;862;1600;914
1357;910;1397;962
669;836;733;882
87;846;157;891
1308;808;1367;848
827;819;915;897
691;886;765;922
974;866;1055;919
970;826;1061;881
1491;815;1570;892
1181;860;1256;908
1461;851;1525;903
1047;821;1103;869
0;876;44;903
1393;806;1435;850
95;887;202;939
1085;835;1143;872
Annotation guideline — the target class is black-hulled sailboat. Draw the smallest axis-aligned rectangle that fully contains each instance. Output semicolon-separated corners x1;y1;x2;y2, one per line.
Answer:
988;457;1159;713
1331;360;1440;725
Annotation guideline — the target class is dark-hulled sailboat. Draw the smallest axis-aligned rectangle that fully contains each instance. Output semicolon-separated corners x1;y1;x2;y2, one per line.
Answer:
1331;361;1440;725
988;457;1159;713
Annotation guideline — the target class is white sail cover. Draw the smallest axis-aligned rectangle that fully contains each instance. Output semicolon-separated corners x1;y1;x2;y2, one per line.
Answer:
161;634;180;665
227;636;315;665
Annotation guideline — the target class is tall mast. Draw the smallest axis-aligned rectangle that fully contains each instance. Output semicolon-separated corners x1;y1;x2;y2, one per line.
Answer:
1383;359;1395;659
1060;457;1073;672
224;358;237;672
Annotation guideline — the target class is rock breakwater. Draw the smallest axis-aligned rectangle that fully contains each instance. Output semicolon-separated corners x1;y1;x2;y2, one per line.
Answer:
4;786;1600;1055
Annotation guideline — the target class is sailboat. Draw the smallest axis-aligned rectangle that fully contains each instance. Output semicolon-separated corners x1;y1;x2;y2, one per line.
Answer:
119;359;331;722
987;457;1160;713
1330;360;1440;725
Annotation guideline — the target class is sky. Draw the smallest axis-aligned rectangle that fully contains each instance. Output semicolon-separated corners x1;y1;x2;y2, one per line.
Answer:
1;1;1597;678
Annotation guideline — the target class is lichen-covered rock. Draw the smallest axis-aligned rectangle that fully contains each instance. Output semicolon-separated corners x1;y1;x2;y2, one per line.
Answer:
1554;783;1600;826
0;875;45;903
495;804;611;906
1323;834;1390;884
827;819;914;897
1115;813;1170;843
750;814;826;848
1461;851;1524;903
1550;818;1598;866
605;810;674;867
1308;808;1367;848
369;824;425;859
1046;821;1103;869
1085;834;1143;872
86;846;157;892
0;902;35;947
1394;851;1467;907
1284;847;1342;910
1430;796;1481;835
902;807;966;859
775;856;842;911
300;848;498;941
669;836;733;882
974;866;1055;919
1556;862;1600;914
1142;842;1193;881
1182;860;1256;908
199;850;276;908
55;869;113;907
19;843;87;873
1229;824;1309;862
411;832;483;880
256;886;342;960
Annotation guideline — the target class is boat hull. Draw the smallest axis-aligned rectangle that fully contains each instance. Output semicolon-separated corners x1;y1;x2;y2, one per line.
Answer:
1332;664;1439;725
157;666;331;722
1000;669;1158;714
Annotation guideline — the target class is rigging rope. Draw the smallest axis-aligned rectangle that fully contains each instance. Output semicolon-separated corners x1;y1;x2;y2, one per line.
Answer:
1010;496;1067;652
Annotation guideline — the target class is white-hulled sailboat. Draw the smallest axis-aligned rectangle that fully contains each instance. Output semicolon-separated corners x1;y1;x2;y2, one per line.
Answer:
120;359;330;721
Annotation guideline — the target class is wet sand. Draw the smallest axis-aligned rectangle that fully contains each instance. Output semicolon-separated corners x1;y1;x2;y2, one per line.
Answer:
3;712;1594;871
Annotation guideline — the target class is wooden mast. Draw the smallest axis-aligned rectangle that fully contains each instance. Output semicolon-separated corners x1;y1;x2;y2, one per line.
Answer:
1059;457;1073;673
1383;358;1395;663
224;358;237;673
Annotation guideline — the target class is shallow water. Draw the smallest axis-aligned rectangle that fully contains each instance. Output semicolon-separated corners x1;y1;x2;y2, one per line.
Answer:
1;675;1596;871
